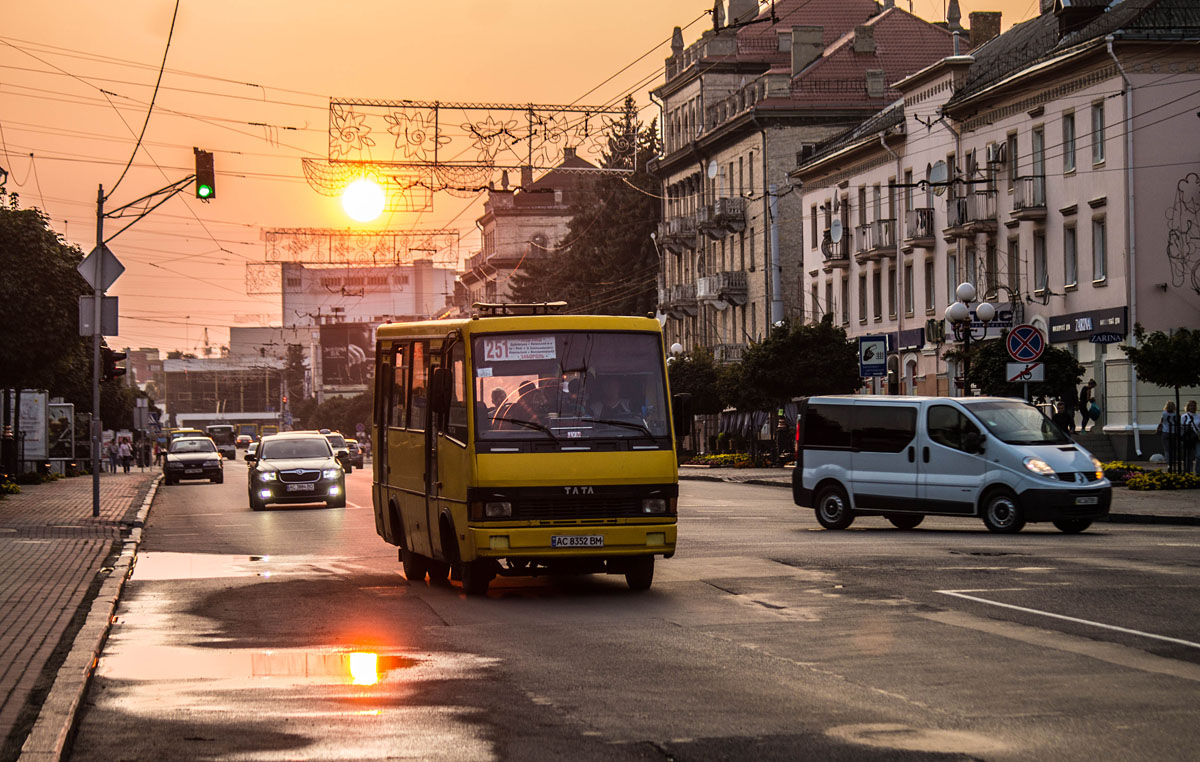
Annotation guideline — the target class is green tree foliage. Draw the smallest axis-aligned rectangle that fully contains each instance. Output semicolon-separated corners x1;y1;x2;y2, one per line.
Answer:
509;96;661;316
667;347;723;415
294;392;372;438
958;336;1084;402
1122;325;1200;392
739;315;861;407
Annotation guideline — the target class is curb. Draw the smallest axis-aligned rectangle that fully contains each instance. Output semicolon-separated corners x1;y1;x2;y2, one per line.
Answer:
678;474;1200;527
16;475;161;762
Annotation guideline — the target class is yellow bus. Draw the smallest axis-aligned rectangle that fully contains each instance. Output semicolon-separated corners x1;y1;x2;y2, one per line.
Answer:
371;304;690;595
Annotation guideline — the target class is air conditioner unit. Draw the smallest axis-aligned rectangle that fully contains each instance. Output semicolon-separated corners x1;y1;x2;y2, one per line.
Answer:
986;143;1007;164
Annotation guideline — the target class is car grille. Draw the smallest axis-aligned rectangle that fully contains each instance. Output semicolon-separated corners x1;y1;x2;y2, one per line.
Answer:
277;469;321;483
514;496;645;521
1056;471;1101;483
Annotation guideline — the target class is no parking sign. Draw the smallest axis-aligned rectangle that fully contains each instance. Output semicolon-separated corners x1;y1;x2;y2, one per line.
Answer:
1006;324;1045;363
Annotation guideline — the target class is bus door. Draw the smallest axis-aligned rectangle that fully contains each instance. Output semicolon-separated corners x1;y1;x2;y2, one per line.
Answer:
423;344;444;559
426;338;469;565
372;342;393;539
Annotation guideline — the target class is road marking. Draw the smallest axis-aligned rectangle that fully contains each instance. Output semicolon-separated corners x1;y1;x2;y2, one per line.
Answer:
937;589;1200;650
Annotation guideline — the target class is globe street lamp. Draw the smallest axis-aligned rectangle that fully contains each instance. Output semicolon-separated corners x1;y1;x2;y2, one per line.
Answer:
944;282;996;396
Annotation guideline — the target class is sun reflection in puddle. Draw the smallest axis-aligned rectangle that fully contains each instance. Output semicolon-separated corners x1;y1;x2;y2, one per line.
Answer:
99;645;415;685
349;652;379;685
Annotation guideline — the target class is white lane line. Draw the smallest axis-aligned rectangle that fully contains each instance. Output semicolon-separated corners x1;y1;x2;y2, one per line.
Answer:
937;590;1200;650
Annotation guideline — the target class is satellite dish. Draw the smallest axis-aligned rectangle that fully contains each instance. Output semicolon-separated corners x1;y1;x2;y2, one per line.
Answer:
707;160;718;179
830;218;844;243
930;161;949;197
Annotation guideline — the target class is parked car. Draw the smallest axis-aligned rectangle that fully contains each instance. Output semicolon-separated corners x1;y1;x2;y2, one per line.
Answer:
792;395;1111;534
235;434;252;449
163;436;223;485
346;439;364;469
320;430;353;473
245;432;345;511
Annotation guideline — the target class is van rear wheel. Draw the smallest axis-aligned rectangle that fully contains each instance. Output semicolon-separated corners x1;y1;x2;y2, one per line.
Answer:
887;514;924;530
1053;518;1092;533
982;490;1025;533
814;485;854;530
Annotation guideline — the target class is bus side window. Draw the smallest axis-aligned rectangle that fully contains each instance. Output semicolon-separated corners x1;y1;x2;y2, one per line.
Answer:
391;343;409;428
410;341;428;432
446;342;467;441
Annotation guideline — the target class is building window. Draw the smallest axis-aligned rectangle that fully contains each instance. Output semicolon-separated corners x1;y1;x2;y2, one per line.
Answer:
1064;225;1078;287
811;284;819;321
840;278;849;324
924;258;935;313
1006;132;1019;185
858;273;868;323
748;151;754;191
887;266;897;318
904;169;913;211
394;275;410;285
947;252;958;304
1093;216;1107;282
872;269;882;321
858;187;868;226
1033;233;1047;294
751;302;758;340
1006;237;1019;294
1091;102;1105;164
825;280;833;322
1062;112;1076;173
749;234;756;272
811;205;818;248
904;262;914;316
739;233;745;271
285;277;302;289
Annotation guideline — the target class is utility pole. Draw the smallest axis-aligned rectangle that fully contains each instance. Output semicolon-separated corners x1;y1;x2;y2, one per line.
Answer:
92;185;104;517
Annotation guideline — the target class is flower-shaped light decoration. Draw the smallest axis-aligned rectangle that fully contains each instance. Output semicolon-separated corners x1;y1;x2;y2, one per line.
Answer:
462;115;517;164
384;110;449;163
329;104;375;161
532;114;569;167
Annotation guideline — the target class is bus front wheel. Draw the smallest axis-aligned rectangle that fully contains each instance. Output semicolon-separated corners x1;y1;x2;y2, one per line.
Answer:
625;556;654;591
462;560;494;596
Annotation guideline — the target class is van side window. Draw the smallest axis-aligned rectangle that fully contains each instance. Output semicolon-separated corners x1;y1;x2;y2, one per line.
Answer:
805;404;853;449
855;406;917;452
927;405;981;452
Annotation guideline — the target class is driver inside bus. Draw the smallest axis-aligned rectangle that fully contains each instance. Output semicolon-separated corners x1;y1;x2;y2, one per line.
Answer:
590;376;631;418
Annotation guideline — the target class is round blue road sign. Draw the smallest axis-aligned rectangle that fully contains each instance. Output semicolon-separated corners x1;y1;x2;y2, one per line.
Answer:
1007;324;1045;363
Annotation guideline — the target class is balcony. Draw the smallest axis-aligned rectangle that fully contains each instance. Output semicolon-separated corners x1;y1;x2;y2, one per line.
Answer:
904;208;936;248
854;219;898;263
821;231;850;272
1012;176;1047;221
943;190;998;239
666;282;698;317
713;343;746;363
663;215;698;253
697;271;748;308
712;197;746;233
697;204;721;240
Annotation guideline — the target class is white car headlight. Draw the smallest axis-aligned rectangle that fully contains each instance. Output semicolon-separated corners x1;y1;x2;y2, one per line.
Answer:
259;471;277;482
323;469;341;479
1023;456;1056;478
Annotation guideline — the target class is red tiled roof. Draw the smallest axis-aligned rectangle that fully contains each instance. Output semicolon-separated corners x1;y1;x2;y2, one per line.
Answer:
788;8;955;106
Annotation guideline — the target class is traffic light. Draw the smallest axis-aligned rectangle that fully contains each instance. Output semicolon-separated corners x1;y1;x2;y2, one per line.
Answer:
101;347;127;382
194;147;215;199
282;395;288;405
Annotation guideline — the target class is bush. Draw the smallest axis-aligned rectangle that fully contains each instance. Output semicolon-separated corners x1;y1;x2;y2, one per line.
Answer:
683;453;754;468
1101;460;1146;482
1;480;20;497
1126;470;1200;490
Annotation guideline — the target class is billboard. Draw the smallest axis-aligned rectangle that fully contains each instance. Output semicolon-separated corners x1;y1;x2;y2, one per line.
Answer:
320;323;374;386
47;403;74;460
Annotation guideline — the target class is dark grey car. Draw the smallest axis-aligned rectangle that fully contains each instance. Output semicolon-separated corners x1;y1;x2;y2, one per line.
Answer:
164;437;223;485
247;433;345;510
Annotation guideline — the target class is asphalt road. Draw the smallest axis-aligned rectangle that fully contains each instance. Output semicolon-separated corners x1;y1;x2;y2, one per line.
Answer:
65;463;1200;761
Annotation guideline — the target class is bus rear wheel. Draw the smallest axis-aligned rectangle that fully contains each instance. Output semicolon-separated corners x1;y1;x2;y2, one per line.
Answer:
401;548;428;582
625;556;655;591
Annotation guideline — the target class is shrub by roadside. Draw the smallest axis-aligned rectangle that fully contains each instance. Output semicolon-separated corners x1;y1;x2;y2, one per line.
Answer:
1126;470;1200;491
1101;461;1146;483
683;453;754;469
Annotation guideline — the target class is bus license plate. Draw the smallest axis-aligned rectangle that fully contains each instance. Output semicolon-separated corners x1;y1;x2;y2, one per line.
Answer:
1075;496;1099;505
286;483;315;492
551;535;603;548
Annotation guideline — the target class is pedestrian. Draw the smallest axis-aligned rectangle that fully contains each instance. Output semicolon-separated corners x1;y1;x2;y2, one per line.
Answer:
1078;379;1097;432
1051;400;1075;434
107;441;118;473
153;441;162;467
1181;400;1199;475
1157;401;1177;468
118;438;133;474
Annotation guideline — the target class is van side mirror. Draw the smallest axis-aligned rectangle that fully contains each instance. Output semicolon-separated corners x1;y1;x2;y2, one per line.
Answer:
672;393;693;438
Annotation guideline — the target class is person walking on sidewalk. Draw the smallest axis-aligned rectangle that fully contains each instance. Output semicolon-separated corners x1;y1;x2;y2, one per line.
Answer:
1181;400;1199;475
1158;401;1178;469
1052;400;1076;434
106;441;118;473
118;438;133;474
1078;379;1098;432
153;441;162;467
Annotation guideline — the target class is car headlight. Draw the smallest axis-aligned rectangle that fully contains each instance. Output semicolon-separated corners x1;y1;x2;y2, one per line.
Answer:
1023;456;1056;478
484;501;512;518
259;471;277;482
1092;456;1104;480
323;469;341;479
642;498;668;514
204;460;220;468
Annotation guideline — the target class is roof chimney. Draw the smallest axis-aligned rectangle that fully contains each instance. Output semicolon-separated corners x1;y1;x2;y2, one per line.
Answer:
563;146;576;161
520;167;533;188
968;11;1002;49
947;0;963;31
865;69;886;99
853;25;876;54
791;26;824;75
671;26;684;57
728;0;758;25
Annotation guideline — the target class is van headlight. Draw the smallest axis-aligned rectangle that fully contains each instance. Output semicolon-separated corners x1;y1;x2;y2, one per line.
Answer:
1023;457;1056;478
1091;456;1104;480
259;471;277;482
484;501;512;518
642;498;667;514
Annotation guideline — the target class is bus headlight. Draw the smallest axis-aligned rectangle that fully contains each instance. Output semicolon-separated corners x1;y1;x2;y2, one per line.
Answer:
642;498;667;514
259;471;277;482
484;501;512;518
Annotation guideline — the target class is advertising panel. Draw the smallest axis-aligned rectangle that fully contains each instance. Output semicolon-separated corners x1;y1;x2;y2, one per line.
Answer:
47;403;75;460
320;323;374;386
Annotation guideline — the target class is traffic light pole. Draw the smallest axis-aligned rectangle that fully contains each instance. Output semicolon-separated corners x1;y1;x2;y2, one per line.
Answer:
92;185;104;517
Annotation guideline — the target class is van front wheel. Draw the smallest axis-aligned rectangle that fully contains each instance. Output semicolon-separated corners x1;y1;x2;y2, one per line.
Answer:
815;485;854;530
982;490;1026;533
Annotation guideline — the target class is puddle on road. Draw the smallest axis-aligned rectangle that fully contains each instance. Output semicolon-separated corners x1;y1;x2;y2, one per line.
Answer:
98;644;419;685
827;723;1007;754
131;551;360;581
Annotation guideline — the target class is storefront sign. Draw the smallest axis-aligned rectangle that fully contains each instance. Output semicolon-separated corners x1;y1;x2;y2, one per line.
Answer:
1048;306;1128;343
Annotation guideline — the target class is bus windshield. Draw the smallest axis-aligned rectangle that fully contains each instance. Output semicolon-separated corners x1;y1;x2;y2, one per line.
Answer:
206;425;235;446
473;331;669;442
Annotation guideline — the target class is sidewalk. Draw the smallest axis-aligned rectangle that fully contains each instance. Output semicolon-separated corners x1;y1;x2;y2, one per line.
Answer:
0;471;154;762
680;466;1200;524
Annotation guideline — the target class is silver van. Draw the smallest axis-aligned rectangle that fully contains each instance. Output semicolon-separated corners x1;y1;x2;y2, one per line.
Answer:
792;396;1111;533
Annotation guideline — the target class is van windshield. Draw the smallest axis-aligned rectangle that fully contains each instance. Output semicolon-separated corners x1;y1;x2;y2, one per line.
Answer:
472;331;669;442
964;400;1072;445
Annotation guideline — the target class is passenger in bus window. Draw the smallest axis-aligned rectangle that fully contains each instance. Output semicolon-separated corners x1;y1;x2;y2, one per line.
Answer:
590;377;631;418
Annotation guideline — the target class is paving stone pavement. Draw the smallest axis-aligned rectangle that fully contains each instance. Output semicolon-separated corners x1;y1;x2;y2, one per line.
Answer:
0;471;154;762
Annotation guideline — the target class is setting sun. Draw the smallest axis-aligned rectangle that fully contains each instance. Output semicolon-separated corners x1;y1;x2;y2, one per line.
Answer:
341;178;386;222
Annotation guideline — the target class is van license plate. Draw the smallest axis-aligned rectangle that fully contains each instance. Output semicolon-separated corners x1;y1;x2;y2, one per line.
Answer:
286;483;315;492
1075;496;1099;505
551;535;603;548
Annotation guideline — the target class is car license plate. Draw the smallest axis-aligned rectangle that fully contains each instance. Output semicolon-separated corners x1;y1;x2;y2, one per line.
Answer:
184;468;201;474
1075;496;1099;505
286;483;315;492
551;535;603;548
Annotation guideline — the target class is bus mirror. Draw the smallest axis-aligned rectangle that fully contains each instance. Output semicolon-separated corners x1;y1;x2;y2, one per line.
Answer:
430;367;453;422
672;393;693;438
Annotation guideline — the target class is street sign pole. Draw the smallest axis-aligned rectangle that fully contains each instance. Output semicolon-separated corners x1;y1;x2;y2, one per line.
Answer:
92;185;103;517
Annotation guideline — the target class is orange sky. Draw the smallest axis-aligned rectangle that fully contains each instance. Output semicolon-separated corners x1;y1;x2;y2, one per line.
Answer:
1;0;1037;355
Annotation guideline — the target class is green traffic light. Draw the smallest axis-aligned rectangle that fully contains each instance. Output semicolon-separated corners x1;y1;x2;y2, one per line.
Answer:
198;184;214;199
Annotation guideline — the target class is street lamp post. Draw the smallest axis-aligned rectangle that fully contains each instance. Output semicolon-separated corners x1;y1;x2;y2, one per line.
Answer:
943;282;996;396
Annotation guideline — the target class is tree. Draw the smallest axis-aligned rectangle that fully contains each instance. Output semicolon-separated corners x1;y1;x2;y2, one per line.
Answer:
957;336;1084;403
739;315;861;408
510;96;662;316
666;347;723;415
1122;325;1200;471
